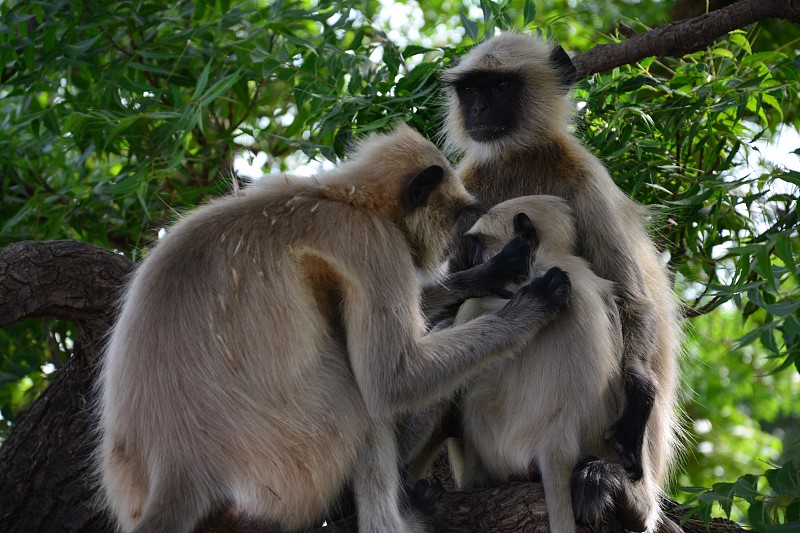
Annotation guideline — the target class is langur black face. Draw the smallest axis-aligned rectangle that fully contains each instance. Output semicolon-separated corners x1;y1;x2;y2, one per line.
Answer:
452;70;523;143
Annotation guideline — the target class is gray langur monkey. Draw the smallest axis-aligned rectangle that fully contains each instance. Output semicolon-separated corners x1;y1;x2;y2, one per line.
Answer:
95;125;573;533
453;195;678;533
440;33;682;531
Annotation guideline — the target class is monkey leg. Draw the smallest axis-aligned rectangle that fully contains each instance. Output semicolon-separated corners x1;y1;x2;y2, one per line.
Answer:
399;399;454;482
128;465;213;533
605;359;658;481
571;457;660;532
457;439;492;490
538;447;581;533
355;421;433;533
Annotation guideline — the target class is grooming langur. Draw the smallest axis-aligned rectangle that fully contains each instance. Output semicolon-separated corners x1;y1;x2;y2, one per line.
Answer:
453;195;675;533
441;33;682;529
96;125;573;533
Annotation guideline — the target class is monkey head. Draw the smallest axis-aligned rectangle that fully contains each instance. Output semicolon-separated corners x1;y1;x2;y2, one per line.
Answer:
335;124;479;279
442;33;578;160
465;195;578;266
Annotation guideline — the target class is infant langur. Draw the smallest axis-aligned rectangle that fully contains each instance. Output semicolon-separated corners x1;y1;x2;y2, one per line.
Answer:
96;125;572;533
451;195;671;533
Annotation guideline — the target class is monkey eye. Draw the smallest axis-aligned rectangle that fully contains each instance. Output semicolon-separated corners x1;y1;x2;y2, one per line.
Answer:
459;85;476;96
494;80;511;93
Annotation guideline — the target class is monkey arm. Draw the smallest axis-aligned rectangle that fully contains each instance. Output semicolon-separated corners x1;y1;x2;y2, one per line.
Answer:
573;189;660;480
344;258;571;420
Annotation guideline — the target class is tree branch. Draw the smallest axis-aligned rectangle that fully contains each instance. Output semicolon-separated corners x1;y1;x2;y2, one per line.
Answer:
0;239;131;337
0;240;130;532
0;240;748;532
572;0;800;77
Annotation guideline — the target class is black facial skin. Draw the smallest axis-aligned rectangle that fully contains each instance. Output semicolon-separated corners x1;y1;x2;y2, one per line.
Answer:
453;70;522;142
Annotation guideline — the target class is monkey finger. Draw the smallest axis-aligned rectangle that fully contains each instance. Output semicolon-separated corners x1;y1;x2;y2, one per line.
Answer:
604;420;646;481
491;287;514;299
523;267;571;299
608;437;645;481
619;451;645;481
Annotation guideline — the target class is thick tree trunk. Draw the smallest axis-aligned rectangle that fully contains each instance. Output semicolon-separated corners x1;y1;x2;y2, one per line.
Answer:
0;240;130;532
0;241;747;532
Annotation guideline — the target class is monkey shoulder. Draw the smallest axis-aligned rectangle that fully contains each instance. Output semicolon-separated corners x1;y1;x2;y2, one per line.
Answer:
539;257;616;320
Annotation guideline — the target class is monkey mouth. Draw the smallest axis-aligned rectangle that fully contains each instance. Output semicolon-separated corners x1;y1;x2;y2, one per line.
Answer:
469;125;509;142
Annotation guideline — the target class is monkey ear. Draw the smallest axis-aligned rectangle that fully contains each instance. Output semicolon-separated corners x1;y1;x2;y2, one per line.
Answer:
404;165;444;210
513;212;539;247
550;46;578;90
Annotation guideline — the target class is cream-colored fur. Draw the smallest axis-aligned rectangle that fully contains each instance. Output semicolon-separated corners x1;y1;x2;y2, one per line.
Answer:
453;196;624;533
95;125;571;533
440;33;683;533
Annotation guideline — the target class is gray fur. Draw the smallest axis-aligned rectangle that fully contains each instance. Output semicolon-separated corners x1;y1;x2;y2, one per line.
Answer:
455;196;627;533
95;124;571;532
438;32;683;533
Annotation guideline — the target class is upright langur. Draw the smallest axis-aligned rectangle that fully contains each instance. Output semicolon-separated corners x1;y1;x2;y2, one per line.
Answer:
441;33;682;530
453;195;674;533
96;125;572;533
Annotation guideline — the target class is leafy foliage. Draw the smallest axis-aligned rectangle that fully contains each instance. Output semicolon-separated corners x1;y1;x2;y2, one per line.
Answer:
679;461;800;531
677;309;800;524
578;30;799;374
574;28;800;530
1;0;798;530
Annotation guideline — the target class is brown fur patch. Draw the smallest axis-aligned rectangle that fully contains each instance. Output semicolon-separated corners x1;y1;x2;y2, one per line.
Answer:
111;440;126;459
318;184;394;217
299;254;345;328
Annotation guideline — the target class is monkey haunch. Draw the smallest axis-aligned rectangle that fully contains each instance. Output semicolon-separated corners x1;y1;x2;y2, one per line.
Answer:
441;33;683;532
95;125;572;533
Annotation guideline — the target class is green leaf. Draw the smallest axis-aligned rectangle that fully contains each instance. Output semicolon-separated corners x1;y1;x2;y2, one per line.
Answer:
196;69;243;106
42;110;60;135
760;328;779;354
2;207;31;232
192;60;213;101
65;35;100;57
755;244;777;291
762;300;800;317
403;45;433;57
523;0;536;27
712;48;735;59
748;500;767;530
194;0;207;20
765;461;799;495
460;13;478;42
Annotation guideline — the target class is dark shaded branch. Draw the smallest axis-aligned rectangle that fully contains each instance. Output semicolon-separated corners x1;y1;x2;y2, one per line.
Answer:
0;239;131;337
572;0;800;77
0;240;131;532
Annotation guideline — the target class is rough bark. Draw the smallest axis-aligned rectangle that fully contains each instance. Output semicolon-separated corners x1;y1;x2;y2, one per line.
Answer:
0;240;749;532
572;0;800;78
0;240;130;533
